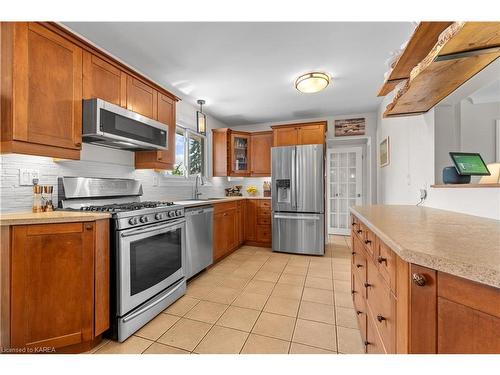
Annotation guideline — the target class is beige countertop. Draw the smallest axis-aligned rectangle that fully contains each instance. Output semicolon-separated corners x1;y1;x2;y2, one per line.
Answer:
174;196;271;208
350;205;500;288
0;211;111;226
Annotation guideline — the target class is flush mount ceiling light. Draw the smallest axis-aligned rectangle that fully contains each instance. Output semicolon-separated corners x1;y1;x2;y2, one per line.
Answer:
295;72;330;93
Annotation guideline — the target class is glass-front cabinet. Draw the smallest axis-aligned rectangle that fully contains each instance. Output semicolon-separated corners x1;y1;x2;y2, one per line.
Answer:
230;132;251;175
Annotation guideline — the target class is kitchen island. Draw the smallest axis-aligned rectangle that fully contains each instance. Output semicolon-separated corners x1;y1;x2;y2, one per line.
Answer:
349;205;500;354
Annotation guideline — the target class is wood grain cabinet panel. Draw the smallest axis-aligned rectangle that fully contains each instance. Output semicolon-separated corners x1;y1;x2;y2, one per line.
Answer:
126;76;158;119
273;127;298;146
83;51;126;107
272;121;327;147
297;124;325;145
11;223;94;350
250;131;272;176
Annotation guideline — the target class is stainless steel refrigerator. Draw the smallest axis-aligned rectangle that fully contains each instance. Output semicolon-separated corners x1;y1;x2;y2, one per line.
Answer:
271;144;325;255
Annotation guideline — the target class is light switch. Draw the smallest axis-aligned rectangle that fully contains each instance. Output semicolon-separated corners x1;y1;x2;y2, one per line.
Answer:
19;169;40;186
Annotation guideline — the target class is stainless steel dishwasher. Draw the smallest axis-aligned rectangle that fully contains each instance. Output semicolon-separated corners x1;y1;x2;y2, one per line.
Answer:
185;205;214;279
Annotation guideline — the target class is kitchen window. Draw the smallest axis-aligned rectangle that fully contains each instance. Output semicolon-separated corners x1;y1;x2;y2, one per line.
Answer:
167;126;206;177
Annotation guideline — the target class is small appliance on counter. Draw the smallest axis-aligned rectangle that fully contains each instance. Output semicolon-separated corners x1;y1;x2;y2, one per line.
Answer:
443;152;491;184
225;185;243;196
58;177;186;342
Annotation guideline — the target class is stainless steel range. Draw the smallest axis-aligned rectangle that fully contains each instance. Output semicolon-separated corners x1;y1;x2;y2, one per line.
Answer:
58;177;186;342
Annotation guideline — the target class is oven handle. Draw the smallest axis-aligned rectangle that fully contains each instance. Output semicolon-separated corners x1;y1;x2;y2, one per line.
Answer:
122;279;185;323
120;218;185;238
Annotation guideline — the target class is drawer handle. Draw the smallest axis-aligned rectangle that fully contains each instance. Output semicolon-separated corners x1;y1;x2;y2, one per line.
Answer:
356;310;363;315
412;273;427;286
364;239;371;245
85;223;93;230
357;229;362;234
363;282;371;288
356;264;363;268
376;314;386;322
351;290;357;295
377;256;387;264
351;222;356;226
364;341;370;346
351;251;356;255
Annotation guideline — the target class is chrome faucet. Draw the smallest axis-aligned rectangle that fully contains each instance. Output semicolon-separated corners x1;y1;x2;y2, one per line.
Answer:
193;174;204;199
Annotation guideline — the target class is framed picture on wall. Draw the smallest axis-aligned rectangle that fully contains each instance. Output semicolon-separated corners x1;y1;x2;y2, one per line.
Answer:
334;118;365;137
380;137;390;167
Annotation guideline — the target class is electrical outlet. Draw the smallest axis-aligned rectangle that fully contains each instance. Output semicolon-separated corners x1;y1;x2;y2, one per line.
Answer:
19;169;40;186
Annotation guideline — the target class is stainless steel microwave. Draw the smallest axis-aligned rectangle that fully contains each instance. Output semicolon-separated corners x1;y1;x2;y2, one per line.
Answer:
82;98;168;151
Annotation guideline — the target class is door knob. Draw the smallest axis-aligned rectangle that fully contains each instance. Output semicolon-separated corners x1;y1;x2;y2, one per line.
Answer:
412;273;427;286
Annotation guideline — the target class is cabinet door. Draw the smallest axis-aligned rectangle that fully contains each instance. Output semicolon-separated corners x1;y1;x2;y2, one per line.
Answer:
212;130;229;177
230;133;251;175
245;200;257;241
13;23;82;151
156;93;176;165
273;127;298;146
297;124;325;145
11;222;94;350
126;76;158;119
250;132;272;176
213;212;226;261
83;51;126;107
225;210;239;252
237;202;245;245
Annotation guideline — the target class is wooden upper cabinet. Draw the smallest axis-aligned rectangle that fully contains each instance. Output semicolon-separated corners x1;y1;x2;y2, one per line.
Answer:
230;132;251;176
272;121;327;147
250;131;272;176
83;51;126;107
273;126;298;146
1;22;83;159
126;76;158;119
135;92;177;170
212;129;230;177
10;222;95;350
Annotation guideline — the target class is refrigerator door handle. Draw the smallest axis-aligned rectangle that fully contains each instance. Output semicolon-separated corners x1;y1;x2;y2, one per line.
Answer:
291;146;297;209
274;215;320;221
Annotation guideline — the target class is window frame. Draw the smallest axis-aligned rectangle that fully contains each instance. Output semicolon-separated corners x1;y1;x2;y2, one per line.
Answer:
166;125;206;179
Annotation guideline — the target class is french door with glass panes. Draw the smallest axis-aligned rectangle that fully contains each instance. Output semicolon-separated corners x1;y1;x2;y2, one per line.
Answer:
327;147;362;235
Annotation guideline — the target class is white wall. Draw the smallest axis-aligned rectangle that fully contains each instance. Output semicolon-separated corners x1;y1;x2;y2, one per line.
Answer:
376;94;500;220
0;100;230;213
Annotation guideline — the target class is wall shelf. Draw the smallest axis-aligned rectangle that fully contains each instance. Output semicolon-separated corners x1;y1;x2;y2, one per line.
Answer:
431;183;500;189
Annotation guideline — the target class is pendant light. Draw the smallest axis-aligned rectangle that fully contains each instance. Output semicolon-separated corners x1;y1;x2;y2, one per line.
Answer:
196;99;207;135
295;72;330;93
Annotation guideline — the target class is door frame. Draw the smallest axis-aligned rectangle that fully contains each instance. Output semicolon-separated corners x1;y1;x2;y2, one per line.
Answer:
327;146;363;235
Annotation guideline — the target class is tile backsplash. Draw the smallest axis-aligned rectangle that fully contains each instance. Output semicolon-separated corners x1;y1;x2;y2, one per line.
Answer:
0;144;228;213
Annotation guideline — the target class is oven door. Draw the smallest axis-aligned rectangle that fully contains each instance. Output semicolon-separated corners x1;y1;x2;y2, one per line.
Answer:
117;218;185;316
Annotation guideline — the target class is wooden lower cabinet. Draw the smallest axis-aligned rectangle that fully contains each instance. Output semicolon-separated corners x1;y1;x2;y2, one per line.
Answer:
1;220;109;353
212;199;272;263
351;212;500;354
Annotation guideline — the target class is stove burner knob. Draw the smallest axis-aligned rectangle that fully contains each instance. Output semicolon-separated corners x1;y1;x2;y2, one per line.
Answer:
175;209;182;216
140;216;149;223
168;211;175;218
128;217;138;225
155;213;164;220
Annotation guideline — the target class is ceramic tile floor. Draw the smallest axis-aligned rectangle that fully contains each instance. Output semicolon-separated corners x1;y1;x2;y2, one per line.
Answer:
91;235;364;354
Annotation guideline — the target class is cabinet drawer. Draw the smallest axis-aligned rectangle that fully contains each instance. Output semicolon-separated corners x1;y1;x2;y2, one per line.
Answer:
214;201;238;214
258;200;271;209
366;258;396;353
257;215;271;225
256;224;271;242
352;271;367;341
377;240;397;292
350;215;360;235
361;223;376;258
352;235;367;284
366;308;386;354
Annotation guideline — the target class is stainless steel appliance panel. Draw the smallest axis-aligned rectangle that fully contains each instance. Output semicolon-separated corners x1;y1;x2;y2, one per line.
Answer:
295;144;324;213
272;212;324;255
185;206;213;279
271;146;295;212
117;218;185;315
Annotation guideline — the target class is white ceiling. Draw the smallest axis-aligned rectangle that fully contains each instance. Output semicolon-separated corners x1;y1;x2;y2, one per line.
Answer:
64;22;415;126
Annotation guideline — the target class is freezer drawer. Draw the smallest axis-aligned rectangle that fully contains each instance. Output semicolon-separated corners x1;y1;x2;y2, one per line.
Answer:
272;212;325;255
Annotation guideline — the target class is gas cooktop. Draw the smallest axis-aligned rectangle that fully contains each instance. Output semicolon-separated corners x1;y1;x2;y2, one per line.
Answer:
80;201;175;212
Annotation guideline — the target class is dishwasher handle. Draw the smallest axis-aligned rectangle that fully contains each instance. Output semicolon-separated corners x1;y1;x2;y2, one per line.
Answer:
185;206;214;216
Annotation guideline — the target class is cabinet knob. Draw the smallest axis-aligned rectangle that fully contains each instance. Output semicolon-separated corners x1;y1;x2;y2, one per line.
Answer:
357;229;362;234
85;223;93;230
377;256;387;264
351;290;357;295
376;314;386;322
364;341;370;346
356;310;363;315
75;142;82;147
356;264;363;268
364;239;371;245
363;282;371;288
351;251;356;255
351;222;356;226
412;273;427;286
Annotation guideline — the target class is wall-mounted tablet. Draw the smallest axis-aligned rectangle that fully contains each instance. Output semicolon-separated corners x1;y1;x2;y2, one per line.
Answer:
449;152;491;176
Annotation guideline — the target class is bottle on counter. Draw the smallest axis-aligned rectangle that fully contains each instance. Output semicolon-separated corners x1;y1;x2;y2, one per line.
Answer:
42;185;54;212
32;179;43;213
